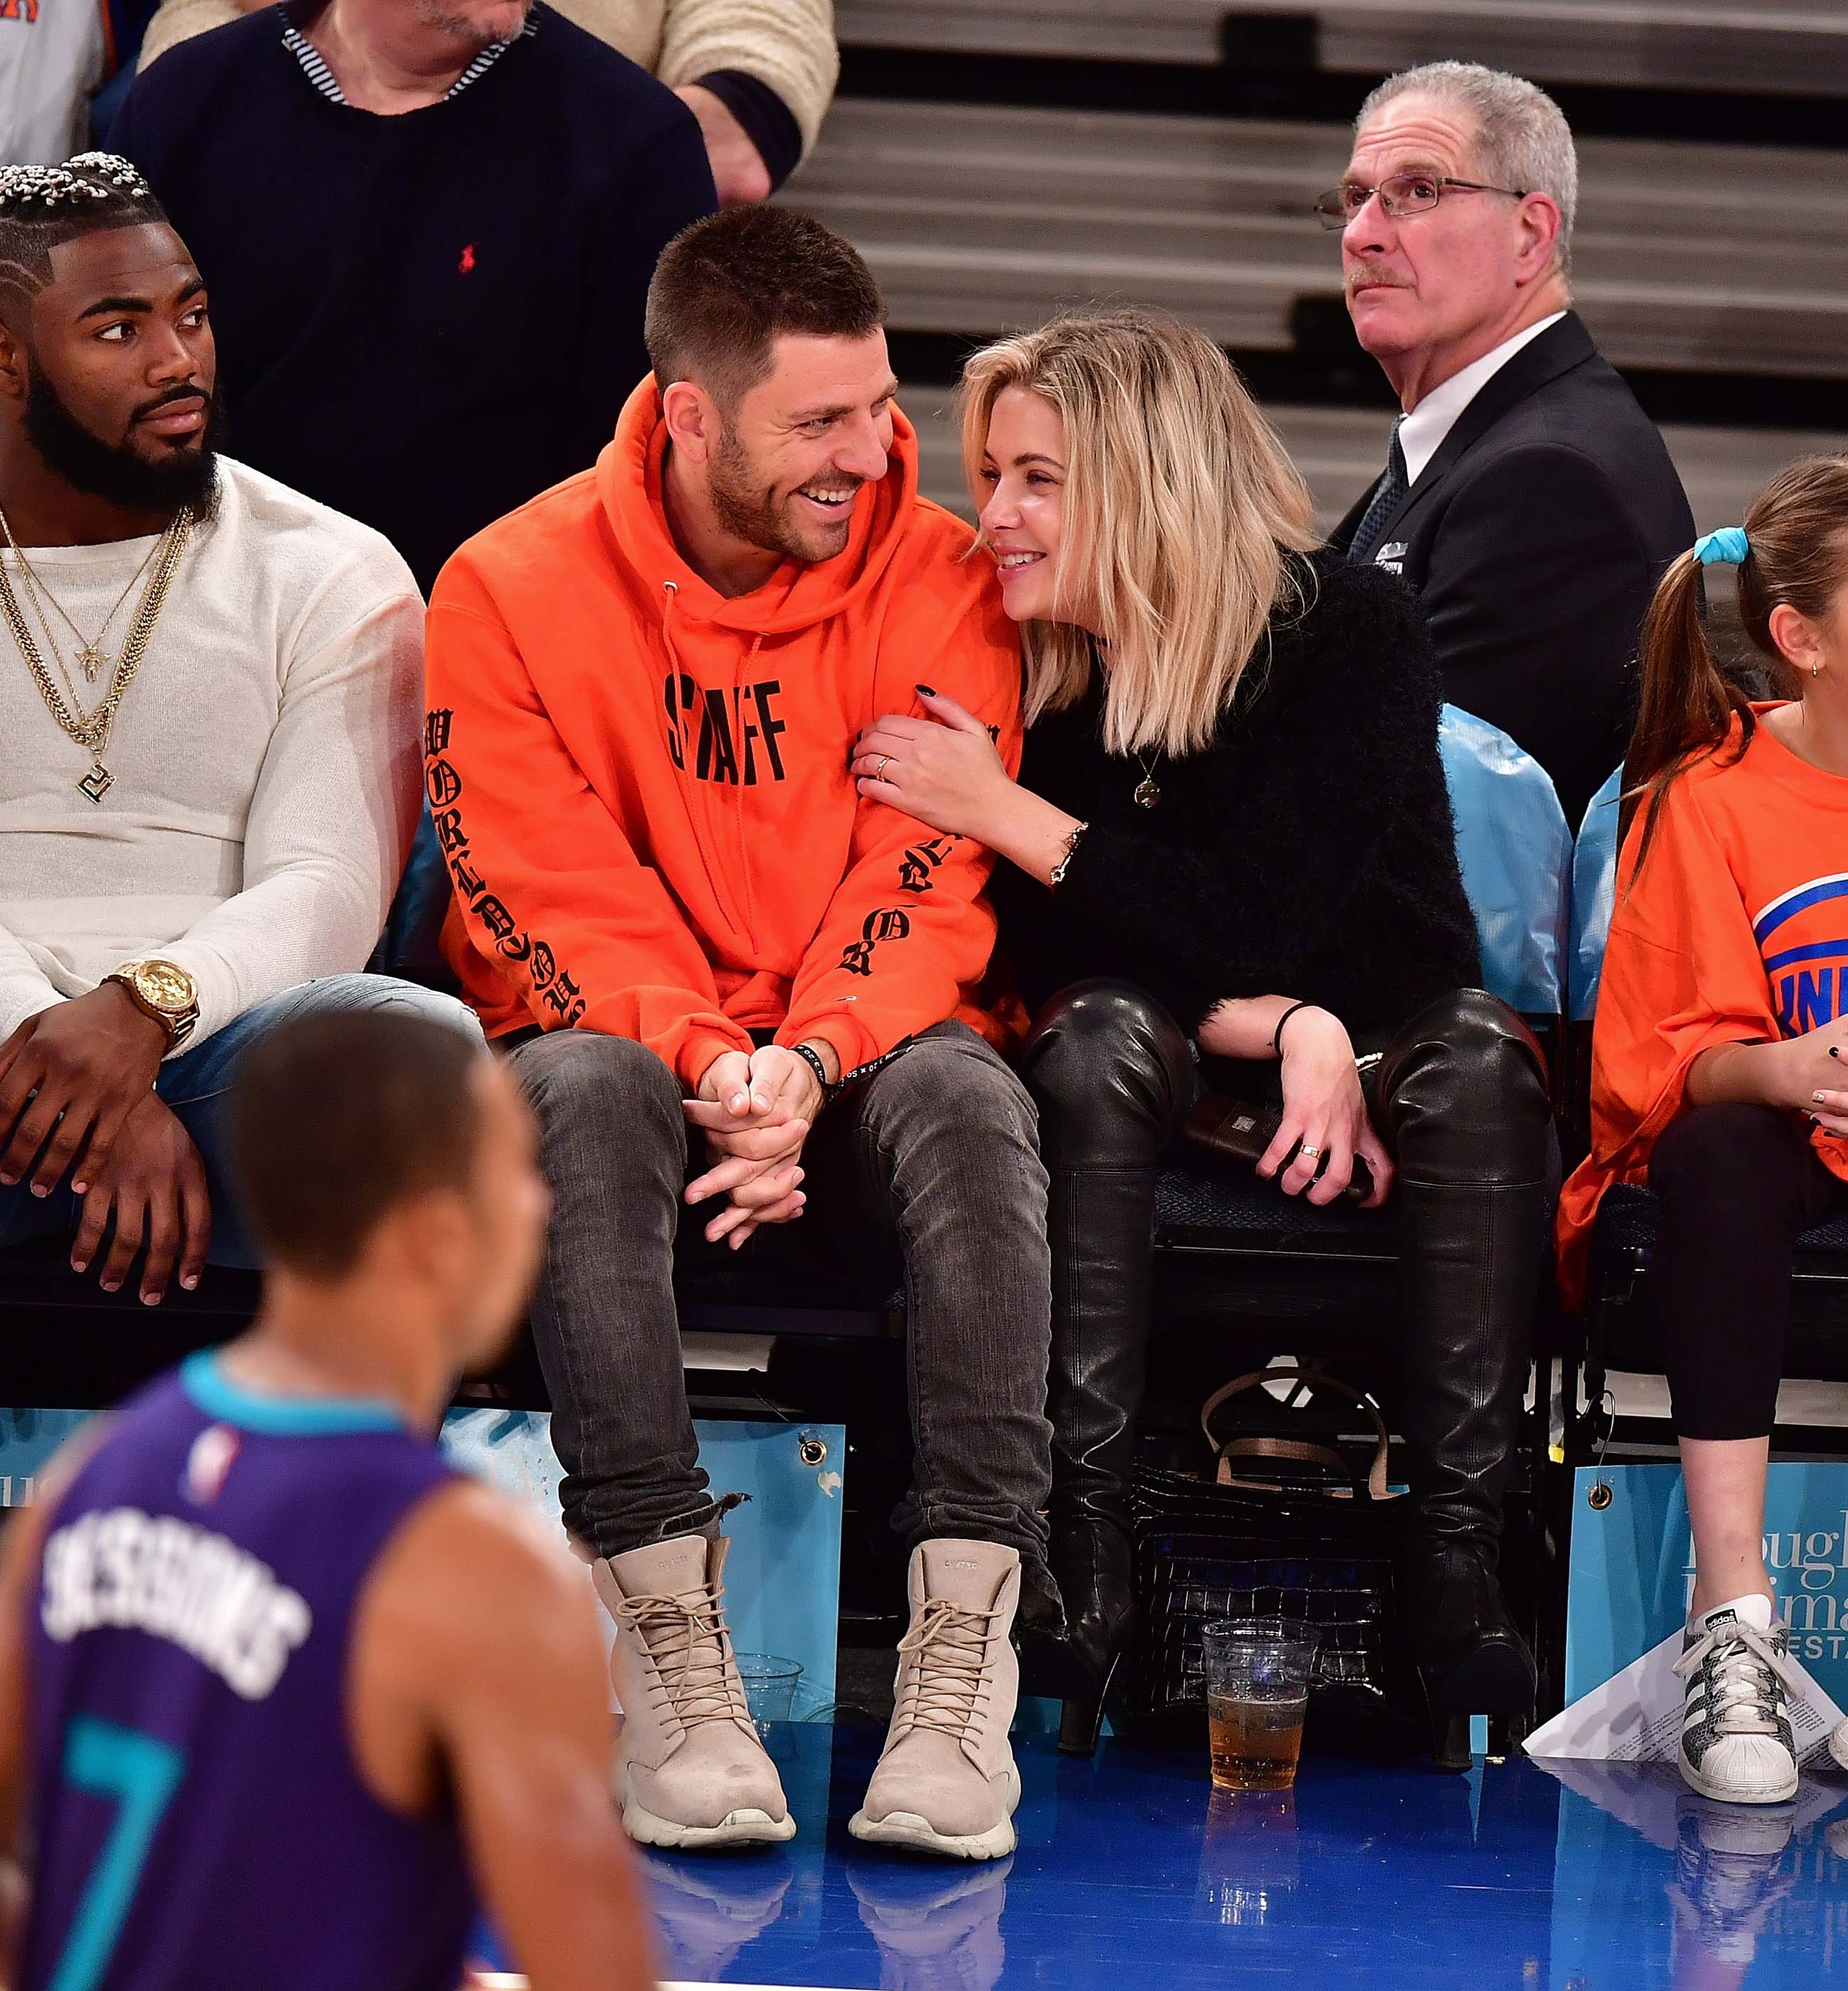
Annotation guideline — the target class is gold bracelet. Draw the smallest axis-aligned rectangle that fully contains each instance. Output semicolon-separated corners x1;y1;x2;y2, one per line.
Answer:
1049;820;1089;887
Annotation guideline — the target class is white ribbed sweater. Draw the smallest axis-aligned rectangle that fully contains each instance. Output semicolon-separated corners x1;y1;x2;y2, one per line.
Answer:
0;459;424;1052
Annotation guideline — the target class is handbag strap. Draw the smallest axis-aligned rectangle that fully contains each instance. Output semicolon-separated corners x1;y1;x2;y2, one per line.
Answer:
1200;1366;1397;1503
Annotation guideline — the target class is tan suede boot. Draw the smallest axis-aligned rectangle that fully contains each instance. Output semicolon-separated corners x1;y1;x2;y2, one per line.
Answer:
850;1539;1022;1859
594;1534;795;1850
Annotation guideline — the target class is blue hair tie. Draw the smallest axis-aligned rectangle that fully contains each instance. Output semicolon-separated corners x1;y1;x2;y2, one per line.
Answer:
1694;527;1749;567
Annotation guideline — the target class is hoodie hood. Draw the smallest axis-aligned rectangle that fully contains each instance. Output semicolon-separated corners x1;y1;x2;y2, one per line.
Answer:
597;375;924;636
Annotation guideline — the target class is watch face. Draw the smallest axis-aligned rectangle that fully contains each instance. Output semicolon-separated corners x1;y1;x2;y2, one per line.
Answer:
136;961;195;1014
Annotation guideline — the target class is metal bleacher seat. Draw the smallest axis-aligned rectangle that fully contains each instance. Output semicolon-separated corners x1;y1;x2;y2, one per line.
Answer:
837;0;1848;100
787;99;1848;379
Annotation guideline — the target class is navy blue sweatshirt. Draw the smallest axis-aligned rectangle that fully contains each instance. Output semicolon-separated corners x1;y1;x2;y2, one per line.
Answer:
112;4;717;592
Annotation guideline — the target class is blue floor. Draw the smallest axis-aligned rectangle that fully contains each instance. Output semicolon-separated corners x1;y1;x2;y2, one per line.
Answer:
611;1724;1848;1990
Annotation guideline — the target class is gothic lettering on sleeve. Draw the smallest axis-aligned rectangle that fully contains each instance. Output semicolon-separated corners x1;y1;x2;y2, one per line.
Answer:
838;907;912;978
424;708;585;1027
897;835;961;896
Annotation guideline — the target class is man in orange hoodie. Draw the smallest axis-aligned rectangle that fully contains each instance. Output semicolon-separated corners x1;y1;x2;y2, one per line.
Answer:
423;208;1051;1862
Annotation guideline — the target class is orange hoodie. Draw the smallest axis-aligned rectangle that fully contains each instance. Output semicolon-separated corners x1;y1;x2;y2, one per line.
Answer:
422;379;1022;1091
1555;708;1848;1308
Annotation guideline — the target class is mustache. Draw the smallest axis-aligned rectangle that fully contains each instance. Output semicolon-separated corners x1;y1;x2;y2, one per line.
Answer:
129;383;213;424
1345;263;1410;294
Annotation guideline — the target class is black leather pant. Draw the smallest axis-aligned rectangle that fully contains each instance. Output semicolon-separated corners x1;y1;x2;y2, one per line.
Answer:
1018;979;1554;1554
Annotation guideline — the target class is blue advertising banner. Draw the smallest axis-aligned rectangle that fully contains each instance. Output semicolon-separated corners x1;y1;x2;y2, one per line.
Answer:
440;1408;845;1717
1566;1461;1848;1709
0;1407;91;1507
1;1404;846;1719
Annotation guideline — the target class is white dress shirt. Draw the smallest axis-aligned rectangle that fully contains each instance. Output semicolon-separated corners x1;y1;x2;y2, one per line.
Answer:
1398;311;1569;487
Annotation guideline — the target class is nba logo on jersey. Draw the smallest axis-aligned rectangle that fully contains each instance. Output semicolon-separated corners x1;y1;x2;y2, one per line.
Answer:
1755;872;1848;1035
184;1425;241;1506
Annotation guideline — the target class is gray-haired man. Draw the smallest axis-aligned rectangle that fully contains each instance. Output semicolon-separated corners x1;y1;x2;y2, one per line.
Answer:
1328;60;1692;826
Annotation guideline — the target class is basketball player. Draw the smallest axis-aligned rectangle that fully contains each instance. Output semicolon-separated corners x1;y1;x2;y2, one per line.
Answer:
0;1009;655;1991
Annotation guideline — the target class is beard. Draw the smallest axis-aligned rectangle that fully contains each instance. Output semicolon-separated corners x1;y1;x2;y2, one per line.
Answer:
23;360;224;518
707;420;856;566
412;0;530;48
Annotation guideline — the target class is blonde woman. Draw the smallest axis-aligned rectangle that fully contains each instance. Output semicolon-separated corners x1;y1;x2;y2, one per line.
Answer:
852;309;1552;1761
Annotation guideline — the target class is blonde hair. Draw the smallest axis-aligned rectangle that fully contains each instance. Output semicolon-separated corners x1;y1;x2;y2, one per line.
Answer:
958;308;1318;758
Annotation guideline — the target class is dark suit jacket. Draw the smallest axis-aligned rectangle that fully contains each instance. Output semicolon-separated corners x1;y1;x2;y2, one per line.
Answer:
1332;312;1694;826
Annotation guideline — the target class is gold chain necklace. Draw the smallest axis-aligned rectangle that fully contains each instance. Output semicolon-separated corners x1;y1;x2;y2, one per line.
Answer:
0;504;193;803
6;550;125;725
0;513;163;683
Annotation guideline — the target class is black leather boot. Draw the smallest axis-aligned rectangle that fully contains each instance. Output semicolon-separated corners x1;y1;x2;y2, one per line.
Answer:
1371;990;1554;1764
1018;981;1197;1754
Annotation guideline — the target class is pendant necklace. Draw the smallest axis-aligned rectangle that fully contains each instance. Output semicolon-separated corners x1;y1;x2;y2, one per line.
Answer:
0;510;162;681
0;503;193;802
1133;747;1162;809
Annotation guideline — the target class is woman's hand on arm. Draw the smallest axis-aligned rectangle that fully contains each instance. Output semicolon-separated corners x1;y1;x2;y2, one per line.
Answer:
853;691;1081;880
1198;999;1393;1209
1689;1026;1848;1133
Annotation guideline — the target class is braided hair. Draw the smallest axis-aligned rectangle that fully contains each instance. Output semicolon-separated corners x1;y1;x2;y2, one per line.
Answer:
0;154;169;332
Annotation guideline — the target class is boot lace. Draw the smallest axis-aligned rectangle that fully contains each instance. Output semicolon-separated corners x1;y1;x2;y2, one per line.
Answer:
897;1598;1000;1739
618;1586;748;1729
1674;1619;1802;1739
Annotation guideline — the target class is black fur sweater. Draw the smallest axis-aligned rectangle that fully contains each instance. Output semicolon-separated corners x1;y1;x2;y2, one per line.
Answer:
995;550;1481;1040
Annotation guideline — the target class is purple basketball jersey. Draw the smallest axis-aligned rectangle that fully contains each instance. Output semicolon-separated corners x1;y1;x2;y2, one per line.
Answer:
18;1352;474;1991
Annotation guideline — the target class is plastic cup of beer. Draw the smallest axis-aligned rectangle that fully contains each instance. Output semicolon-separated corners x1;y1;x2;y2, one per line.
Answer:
1202;1619;1320;1793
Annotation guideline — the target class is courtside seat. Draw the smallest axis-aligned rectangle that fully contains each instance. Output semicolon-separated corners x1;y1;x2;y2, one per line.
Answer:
0;1237;255;1408
1577;1183;1848;1423
1143;708;1567;1337
1151;1160;1402;1338
0;714;1568;1411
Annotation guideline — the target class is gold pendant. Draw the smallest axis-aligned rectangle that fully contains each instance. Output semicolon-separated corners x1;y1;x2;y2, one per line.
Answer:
1134;777;1161;809
78;644;106;683
78;761;114;804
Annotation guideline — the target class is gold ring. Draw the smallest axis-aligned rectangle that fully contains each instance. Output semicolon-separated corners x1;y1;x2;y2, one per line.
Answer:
1299;1145;1324;1160
876;754;893;779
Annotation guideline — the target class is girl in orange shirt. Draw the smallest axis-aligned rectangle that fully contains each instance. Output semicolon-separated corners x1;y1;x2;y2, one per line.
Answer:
1557;455;1848;1805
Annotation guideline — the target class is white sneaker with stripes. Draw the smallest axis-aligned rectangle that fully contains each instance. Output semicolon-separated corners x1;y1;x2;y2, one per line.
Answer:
1672;1593;1801;1806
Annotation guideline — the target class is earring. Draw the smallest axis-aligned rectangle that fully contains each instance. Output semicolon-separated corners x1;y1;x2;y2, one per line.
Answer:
1815;661;1822;678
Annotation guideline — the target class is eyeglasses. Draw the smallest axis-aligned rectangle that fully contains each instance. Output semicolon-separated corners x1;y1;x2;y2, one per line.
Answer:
1313;174;1529;230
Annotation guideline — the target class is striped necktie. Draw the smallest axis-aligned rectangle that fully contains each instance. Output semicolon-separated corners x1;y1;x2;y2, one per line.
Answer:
1348;416;1409;565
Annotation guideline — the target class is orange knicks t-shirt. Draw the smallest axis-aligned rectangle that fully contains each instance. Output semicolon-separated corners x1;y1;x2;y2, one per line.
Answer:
1556;706;1848;1307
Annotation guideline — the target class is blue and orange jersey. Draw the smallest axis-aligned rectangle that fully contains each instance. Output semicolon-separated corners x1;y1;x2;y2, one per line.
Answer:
1756;870;1848;1035
1557;706;1848;1305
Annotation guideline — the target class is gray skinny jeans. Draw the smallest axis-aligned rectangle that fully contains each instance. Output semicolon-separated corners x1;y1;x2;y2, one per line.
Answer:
506;1020;1053;1562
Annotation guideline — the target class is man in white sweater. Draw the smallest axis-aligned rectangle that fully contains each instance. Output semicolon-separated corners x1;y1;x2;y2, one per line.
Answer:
0;154;472;1308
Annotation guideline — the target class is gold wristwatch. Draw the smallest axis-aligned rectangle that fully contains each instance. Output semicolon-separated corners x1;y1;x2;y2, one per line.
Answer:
105;958;199;1052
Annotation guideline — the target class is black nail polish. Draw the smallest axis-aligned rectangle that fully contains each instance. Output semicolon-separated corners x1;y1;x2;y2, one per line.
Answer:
915;683;936;696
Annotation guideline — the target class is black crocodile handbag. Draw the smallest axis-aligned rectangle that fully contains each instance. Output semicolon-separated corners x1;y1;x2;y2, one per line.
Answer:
1123;1367;1423;1752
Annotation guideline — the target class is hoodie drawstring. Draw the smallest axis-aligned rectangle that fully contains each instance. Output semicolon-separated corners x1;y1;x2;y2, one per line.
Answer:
661;580;761;956
735;634;764;946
